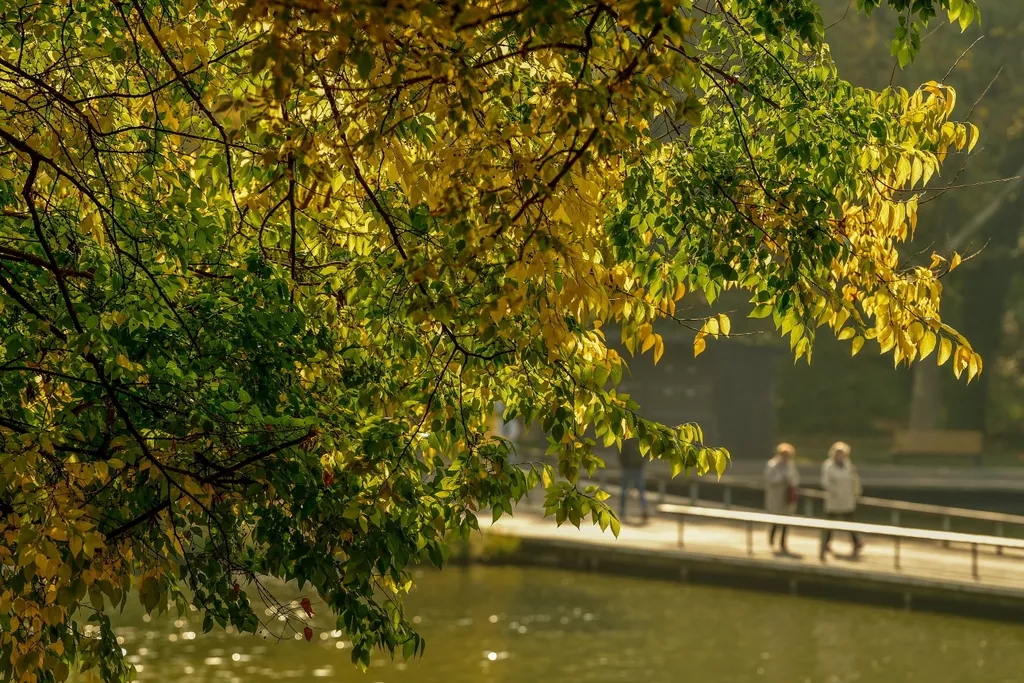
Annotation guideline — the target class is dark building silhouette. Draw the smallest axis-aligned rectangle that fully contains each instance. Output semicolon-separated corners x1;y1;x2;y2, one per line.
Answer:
611;329;781;462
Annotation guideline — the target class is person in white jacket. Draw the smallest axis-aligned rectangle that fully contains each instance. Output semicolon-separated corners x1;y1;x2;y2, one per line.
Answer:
763;443;799;554
820;442;863;560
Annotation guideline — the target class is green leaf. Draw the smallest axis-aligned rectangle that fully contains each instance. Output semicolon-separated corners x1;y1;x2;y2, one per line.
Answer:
354;51;375;81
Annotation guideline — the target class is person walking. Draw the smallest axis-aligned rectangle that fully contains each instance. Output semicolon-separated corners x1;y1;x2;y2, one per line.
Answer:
764;442;799;554
619;438;649;524
820;441;863;561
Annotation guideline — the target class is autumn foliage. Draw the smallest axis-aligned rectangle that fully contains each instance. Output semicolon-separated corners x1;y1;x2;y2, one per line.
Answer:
0;0;982;680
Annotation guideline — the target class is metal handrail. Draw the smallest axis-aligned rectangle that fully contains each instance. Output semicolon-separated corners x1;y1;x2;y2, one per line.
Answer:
533;447;1024;531
657;503;1024;580
724;480;1024;524
602;469;1024;546
680;478;1024;553
591;464;1024;546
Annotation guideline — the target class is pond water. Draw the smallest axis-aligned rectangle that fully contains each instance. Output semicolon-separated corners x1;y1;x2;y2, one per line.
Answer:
73;565;1022;683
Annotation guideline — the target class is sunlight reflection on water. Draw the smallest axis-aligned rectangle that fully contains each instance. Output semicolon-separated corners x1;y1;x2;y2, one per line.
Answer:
68;566;1024;683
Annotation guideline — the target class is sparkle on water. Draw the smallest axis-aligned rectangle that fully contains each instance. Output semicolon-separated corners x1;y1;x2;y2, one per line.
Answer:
68;565;1024;683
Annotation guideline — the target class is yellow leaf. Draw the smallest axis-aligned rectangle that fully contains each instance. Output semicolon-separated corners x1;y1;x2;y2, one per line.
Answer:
718;313;731;336
949;252;962;271
892;202;905;229
653;335;665;364
551;203;571;224
795;336;811;362
896;157;911;185
706;317;720;337
712;448;728;479
42;605;64;627
908;321;925;343
184;476;204;496
937;337;953;366
82;212;104;246
837;327;856;341
641;331;656;353
919;330;937;360
968;123;980;153
693;334;707;357
954;125;967;149
851;336;864;356
878;327;895;354
673;282;687;301
878;202;891;228
967;352;980;382
911;156;923;188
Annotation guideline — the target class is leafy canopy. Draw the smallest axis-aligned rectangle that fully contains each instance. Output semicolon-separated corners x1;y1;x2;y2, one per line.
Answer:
0;0;981;680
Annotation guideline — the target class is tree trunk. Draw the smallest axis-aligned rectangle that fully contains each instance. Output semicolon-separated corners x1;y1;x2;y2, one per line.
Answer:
908;362;942;430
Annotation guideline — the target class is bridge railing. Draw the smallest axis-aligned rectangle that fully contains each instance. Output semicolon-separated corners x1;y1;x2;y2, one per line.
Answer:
657;503;1024;580
590;467;1024;545
676;479;1024;546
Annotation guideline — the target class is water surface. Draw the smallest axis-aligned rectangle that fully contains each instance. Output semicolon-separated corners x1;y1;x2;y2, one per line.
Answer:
74;565;1021;683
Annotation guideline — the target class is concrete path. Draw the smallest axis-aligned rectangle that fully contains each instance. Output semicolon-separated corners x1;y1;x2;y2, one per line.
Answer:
493;495;1024;595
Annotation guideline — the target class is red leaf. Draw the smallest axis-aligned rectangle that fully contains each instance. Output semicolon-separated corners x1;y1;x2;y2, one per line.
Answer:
300;597;313;617
304;626;313;642
322;470;334;487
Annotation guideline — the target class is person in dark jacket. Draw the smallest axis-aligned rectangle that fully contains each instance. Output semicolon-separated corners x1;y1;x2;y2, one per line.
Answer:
618;438;649;524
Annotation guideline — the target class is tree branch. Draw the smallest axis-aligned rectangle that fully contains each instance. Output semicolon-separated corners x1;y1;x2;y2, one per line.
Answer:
0;245;95;279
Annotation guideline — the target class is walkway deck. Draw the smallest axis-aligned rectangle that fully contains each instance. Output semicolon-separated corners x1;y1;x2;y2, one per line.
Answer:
483;494;1024;616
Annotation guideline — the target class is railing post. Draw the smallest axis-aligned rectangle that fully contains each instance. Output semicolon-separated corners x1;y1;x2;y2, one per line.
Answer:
942;515;951;548
971;543;979;580
689;481;699;505
746;520;753;556
677;517;684;548
890;509;901;527
657;479;667;504
995;522;1005;556
723;486;733;510
894;537;901;570
803;497;814;518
